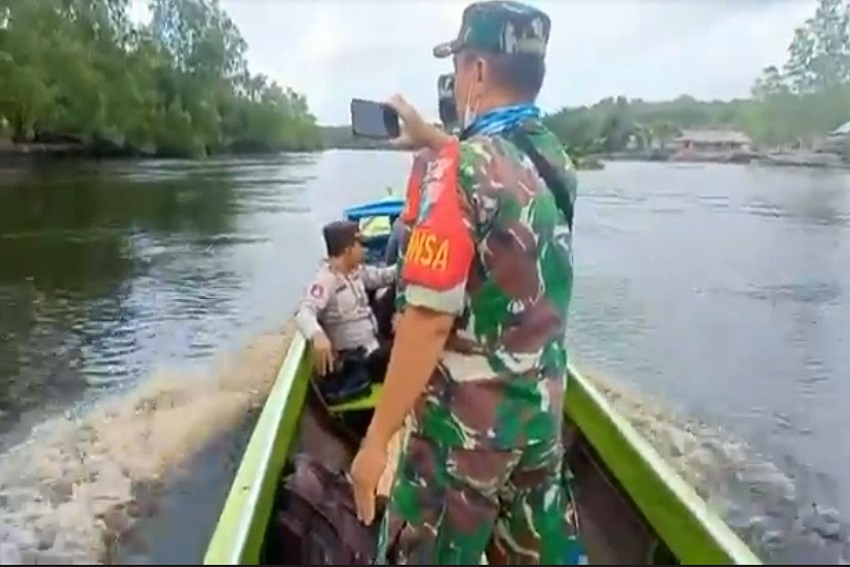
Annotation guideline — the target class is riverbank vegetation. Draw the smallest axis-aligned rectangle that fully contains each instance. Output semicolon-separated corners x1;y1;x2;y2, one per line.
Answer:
324;0;848;159
0;0;322;158
544;0;850;155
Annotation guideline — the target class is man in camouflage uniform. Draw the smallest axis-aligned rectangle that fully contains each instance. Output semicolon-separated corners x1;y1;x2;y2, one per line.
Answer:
350;1;581;564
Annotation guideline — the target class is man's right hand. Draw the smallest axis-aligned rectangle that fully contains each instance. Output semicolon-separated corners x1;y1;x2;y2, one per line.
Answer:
386;94;453;151
310;332;334;376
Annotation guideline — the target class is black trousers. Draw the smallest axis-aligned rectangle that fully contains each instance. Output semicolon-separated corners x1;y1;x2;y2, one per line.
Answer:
317;340;391;404
370;287;397;342
362;340;391;382
335;340;390;381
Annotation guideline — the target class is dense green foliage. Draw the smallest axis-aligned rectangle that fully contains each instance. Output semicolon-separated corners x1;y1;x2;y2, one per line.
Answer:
0;0;322;157
544;0;850;154
747;0;850;146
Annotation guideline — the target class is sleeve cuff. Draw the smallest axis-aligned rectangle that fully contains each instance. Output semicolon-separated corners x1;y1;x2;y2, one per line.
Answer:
405;283;465;315
295;313;323;340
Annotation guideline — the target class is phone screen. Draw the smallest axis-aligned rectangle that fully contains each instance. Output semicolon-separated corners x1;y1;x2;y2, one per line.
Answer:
350;99;401;139
437;74;458;129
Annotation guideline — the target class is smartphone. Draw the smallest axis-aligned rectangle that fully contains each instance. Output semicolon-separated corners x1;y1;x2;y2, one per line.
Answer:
350;99;401;139
437;73;458;129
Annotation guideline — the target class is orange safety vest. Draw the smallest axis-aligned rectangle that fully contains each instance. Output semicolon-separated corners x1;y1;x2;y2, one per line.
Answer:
400;149;435;225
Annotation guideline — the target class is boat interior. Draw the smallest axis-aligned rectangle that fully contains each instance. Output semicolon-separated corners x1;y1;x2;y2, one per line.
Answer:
203;203;759;565
259;211;679;565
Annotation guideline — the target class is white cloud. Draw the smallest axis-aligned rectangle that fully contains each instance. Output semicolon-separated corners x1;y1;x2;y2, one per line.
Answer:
134;0;819;124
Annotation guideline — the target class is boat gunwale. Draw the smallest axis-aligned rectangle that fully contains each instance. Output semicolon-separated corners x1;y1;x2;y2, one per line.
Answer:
203;333;309;565
204;333;761;565
567;366;762;565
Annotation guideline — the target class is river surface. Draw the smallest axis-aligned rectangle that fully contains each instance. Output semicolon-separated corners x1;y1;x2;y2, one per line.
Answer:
0;154;848;564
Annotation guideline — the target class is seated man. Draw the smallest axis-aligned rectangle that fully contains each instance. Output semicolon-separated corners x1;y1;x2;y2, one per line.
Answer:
294;220;397;401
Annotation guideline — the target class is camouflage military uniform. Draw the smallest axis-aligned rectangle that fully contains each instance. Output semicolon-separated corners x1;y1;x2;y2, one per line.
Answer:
380;2;584;564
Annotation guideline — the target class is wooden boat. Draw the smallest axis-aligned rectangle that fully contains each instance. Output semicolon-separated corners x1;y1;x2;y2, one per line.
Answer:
204;199;762;565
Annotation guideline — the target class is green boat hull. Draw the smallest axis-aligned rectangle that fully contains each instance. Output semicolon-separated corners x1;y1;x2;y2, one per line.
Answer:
204;332;761;565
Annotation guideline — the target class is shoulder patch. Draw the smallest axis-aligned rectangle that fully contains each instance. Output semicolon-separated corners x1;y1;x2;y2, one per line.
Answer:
402;141;474;291
417;151;456;223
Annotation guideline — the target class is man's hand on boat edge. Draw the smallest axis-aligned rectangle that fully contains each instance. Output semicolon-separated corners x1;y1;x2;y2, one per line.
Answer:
310;332;334;376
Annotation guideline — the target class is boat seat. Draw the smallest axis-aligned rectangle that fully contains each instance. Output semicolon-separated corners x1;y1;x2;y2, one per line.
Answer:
328;383;382;413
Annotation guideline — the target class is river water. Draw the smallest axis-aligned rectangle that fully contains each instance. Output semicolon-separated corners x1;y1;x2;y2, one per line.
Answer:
0;154;847;564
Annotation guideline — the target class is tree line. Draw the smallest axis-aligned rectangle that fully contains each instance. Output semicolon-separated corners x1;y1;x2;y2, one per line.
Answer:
0;0;323;157
543;0;850;155
325;0;848;156
3;0;846;158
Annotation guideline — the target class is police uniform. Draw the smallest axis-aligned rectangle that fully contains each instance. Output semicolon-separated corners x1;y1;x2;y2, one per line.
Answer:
294;261;396;353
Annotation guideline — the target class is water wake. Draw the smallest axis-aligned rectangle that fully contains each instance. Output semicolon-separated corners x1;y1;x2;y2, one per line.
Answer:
1;335;845;564
587;372;849;564
0;327;295;565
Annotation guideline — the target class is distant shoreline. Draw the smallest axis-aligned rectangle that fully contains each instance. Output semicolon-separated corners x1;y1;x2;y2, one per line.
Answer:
600;149;850;170
0;140;324;163
3;140;845;172
323;143;404;152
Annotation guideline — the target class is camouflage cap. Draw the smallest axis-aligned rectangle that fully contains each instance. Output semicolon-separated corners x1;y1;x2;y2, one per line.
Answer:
433;1;551;59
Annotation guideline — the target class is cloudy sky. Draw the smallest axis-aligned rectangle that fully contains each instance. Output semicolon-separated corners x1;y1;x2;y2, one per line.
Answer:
131;0;818;125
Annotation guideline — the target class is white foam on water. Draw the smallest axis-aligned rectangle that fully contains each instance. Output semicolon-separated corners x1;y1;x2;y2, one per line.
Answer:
0;336;842;564
0;327;295;565
583;371;850;563
583;372;789;502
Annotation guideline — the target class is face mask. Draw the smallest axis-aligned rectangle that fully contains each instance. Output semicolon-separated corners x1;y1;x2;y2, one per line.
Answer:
461;82;480;131
460;62;482;131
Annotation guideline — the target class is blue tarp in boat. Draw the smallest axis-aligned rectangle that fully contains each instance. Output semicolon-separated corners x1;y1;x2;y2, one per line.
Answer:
343;198;404;222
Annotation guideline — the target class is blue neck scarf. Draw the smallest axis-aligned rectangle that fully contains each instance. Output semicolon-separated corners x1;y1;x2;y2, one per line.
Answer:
461;103;540;139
